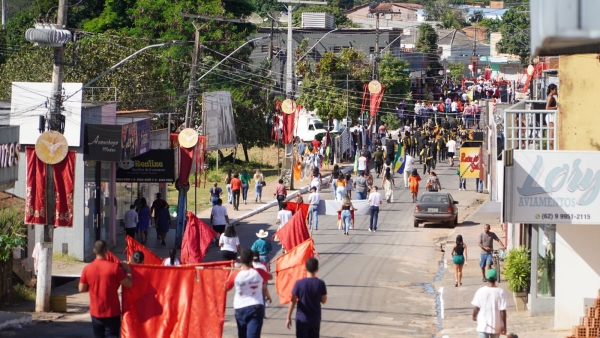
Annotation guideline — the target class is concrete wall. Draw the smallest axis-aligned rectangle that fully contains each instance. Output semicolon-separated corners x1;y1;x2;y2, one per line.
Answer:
558;54;600;151
555;225;600;329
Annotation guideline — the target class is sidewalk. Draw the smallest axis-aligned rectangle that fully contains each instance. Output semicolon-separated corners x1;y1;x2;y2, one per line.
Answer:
436;200;569;338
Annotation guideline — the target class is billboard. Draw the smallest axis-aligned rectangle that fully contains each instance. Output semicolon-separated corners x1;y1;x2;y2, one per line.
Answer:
505;150;600;224
459;146;482;179
117;149;175;183
203;91;237;151
9;82;83;146
84;119;150;161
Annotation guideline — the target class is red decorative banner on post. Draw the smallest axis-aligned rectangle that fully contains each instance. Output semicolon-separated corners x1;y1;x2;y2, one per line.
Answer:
25;147;46;224
369;86;386;117
53;150;75;227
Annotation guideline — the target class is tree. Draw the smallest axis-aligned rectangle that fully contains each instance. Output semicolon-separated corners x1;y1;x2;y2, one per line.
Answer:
380;113;401;131
447;62;465;83
292;5;355;28
414;23;443;78
378;51;411;111
437;8;468;29
469;10;484;23
497;3;530;64
330;0;355;10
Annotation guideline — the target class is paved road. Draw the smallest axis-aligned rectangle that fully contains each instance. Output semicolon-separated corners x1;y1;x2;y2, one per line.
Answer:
7;157;484;338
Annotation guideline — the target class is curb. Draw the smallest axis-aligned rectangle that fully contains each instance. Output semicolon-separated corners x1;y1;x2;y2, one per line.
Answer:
440;197;490;263
0;312;32;331
229;165;353;225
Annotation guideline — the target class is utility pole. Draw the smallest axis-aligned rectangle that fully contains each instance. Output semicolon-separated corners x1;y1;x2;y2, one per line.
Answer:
277;0;326;190
1;0;6;30
37;0;68;313
269;18;274;61
373;13;380;80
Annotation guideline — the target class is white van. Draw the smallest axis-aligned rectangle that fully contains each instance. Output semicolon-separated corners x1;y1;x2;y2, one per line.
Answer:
294;109;327;142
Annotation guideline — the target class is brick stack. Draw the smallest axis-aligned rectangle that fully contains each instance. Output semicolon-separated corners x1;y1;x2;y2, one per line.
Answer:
568;291;600;338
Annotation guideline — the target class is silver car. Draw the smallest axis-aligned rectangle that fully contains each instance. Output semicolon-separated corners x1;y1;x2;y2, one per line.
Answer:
413;192;459;228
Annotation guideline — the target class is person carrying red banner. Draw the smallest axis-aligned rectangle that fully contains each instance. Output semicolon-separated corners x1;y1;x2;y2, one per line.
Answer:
225;249;273;338
79;240;132;338
285;257;327;337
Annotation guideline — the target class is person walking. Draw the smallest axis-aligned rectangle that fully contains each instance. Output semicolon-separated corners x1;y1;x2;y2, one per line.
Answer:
338;196;357;236
357;152;368;176
240;169;252;205
225;169;233;204
353;172;368;200
137;198;150;244
381;166;395;203
162;248;181;266
472;269;507;337
367;186;382;232
123;204;138;240
426;172;442;192
286;258;327;337
422;143;434;174
310;168;322;192
335;175;347;201
209;182;223;206
457;164;466;190
408;169;421;203
276;202;293;230
403;153;414;188
225;249;273;338
79;240;132;338
274;179;287;210
150;193;168;240
251;229;272;269
220;225;242;261
308;187;320;230
373;147;384;178
452;235;468;287
479;224;505;282
156;204;171;246
231;173;242;211
345;174;354;199
327;165;340;199
254;169;264;203
210;198;230;236
447;137;457;166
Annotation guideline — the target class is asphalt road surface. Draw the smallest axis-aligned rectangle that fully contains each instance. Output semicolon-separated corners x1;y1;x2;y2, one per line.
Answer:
8;157;481;338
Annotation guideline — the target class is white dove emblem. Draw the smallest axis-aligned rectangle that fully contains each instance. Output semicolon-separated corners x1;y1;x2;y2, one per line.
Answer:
40;140;65;157
183;132;196;144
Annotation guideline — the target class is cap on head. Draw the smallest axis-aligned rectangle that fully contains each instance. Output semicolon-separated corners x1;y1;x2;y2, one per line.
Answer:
486;268;498;281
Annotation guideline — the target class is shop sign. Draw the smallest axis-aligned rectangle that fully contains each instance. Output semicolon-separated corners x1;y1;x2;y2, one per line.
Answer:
116;149;175;183
459;146;481;178
506;150;600;224
0;126;20;187
84;124;122;161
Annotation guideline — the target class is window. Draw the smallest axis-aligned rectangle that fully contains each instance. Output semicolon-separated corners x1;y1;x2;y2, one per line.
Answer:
261;45;269;53
407;14;412;19
367;13;374;18
369;47;375;53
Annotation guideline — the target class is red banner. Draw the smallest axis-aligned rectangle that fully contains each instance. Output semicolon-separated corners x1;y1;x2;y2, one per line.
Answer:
285;202;310;217
369;86;386;117
273;209;310;252
122;265;230;338
25;147;46;224
125;236;163;265
181;211;218;264
275;238;315;305
178;146;194;186
53;150;75;227
106;250;122;264
283;104;302;144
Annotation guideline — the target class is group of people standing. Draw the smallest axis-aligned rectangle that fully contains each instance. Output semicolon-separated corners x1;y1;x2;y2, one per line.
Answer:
222;168;265;210
123;192;171;246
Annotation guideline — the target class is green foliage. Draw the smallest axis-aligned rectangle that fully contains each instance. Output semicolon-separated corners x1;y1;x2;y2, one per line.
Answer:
414;23;438;55
380;113;401;131
249;0;280;17
330;0;355;10
11;284;37;303
470;10;484;23
497;4;530;64
0;208;26;262
53;252;82;264
438;8;468;29
378;51;410;111
297;48;371;121
447;62;465;83
503;246;531;293
292;5;355;28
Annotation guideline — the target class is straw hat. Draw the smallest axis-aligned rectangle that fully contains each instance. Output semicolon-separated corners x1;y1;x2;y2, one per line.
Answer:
256;229;269;238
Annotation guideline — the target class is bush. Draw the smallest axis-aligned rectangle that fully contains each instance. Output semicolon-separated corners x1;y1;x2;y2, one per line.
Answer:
0;208;26;262
503;246;531;293
381;113;401;131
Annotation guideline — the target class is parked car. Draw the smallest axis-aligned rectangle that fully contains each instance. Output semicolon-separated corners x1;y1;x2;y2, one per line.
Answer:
413;192;459;228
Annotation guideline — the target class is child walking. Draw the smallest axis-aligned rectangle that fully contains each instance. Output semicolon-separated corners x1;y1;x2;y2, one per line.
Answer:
408;169;421;203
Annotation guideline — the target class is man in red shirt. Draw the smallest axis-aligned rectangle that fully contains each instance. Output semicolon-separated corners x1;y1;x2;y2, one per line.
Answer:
230;173;242;211
79;240;133;338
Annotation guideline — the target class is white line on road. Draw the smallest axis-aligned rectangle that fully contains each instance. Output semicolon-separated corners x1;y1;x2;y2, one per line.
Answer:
439;286;445;319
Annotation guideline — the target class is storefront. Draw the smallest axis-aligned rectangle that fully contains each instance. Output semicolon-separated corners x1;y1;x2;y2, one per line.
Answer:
503;150;599;329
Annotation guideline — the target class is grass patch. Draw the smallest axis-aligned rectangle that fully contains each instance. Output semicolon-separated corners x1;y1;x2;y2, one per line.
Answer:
11;284;36;303
53;252;82;264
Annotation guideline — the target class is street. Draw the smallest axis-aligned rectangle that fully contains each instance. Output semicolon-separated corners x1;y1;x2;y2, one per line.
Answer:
3;157;488;338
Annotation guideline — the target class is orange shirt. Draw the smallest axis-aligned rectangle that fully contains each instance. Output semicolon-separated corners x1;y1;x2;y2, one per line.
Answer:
230;178;242;191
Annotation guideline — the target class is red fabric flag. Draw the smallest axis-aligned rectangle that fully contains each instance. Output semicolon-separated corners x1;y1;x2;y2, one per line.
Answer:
274;209;310;252
369;86;385;117
25;147;46;224
122;265;230;338
170;133;179;149
282;107;296;144
105;250;121;264
181;211;218;264
275;238;315;305
179;146;194;186
285;202;310;217
53;150;75;227
125;236;163;265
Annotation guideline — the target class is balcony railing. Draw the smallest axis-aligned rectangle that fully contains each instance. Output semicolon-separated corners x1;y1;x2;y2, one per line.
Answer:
504;100;557;151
